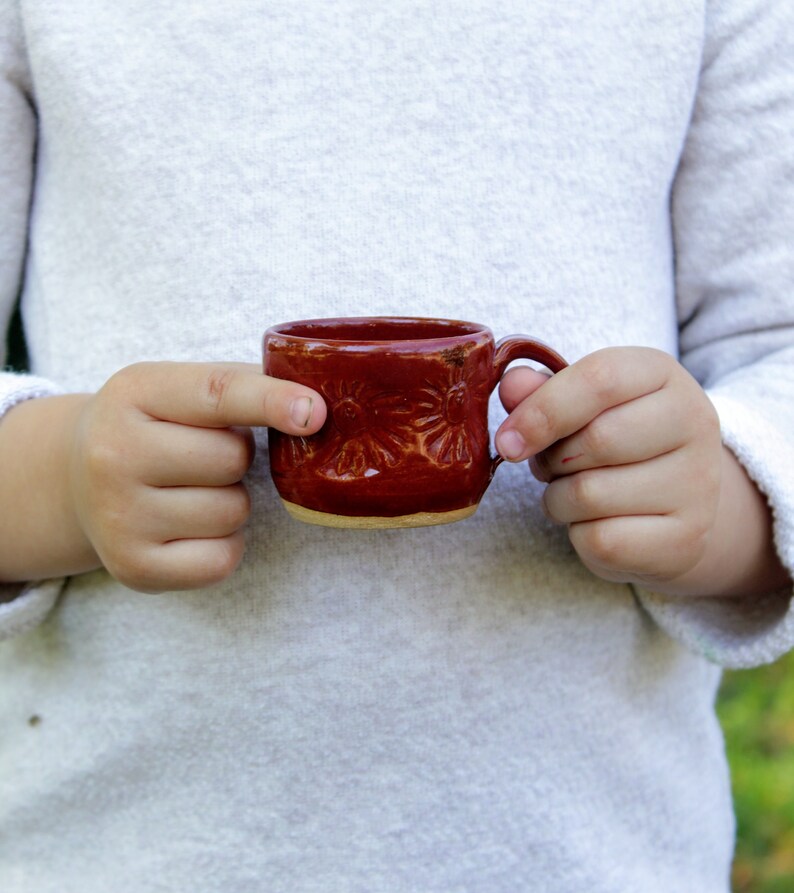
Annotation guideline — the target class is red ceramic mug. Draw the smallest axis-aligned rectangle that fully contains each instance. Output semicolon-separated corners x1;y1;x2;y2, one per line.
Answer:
264;317;567;528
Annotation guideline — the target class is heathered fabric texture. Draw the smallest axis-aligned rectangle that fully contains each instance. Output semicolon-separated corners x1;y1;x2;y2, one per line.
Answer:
1;2;793;891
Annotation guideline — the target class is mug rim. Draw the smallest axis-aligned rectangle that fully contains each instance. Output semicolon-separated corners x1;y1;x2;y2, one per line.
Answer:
265;316;491;345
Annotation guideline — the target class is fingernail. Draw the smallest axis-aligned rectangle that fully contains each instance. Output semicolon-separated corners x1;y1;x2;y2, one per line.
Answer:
497;429;527;461
290;396;313;429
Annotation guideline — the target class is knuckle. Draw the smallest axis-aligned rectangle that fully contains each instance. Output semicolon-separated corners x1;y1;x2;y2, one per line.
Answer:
568;471;598;510
526;401;556;444
574;521;623;568
581;415;612;459
105;535;246;593
685;455;721;508
224;432;255;479
107;549;165;594
683;515;712;557
584;351;620;404
696;402;722;444
82;438;125;482
202;537;245;585
541;482;561;521
104;362;153;398
222;484;252;528
103;366;134;395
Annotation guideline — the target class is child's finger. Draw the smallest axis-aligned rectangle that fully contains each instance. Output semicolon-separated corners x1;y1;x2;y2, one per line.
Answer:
541;451;694;524
497;366;551;413
109;361;327;434
568;514;704;583
494;347;674;462
136;484;252;544
136;424;256;487
114;532;248;594
533;386;693;480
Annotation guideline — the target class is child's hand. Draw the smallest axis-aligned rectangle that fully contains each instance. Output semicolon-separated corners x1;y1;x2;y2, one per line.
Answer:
68;362;326;593
495;347;726;592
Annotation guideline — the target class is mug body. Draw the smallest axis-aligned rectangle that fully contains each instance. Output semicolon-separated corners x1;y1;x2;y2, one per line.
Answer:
264;317;497;528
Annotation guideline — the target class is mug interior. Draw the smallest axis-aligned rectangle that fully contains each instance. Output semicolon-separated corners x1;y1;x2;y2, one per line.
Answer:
270;317;486;343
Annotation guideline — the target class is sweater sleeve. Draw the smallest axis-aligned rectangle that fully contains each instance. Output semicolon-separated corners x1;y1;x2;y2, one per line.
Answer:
1;1;66;637
636;0;794;669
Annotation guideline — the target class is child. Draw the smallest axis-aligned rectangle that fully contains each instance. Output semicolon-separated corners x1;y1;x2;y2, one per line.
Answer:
1;2;792;891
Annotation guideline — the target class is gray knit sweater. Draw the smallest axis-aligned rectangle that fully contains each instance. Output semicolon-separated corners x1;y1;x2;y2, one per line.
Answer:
2;2;794;891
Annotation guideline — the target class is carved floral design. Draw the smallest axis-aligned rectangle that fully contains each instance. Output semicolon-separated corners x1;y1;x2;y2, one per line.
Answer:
276;360;487;480
280;434;316;468
320;380;415;479
414;368;485;466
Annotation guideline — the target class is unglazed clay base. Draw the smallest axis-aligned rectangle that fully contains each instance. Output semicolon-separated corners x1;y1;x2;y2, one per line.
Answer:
281;499;479;529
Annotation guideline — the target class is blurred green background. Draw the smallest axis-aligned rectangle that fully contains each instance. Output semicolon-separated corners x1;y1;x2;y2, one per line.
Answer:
4;314;793;890
718;649;794;893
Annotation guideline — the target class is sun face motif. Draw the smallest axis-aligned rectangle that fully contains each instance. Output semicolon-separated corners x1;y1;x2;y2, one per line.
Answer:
320;380;415;479
414;368;485;466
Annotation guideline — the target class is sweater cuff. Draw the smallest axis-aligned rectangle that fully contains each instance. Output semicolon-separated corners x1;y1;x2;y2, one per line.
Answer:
0;578;66;640
0;370;64;417
637;393;794;669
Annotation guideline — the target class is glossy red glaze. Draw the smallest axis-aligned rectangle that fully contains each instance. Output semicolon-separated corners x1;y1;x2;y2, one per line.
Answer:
263;317;567;522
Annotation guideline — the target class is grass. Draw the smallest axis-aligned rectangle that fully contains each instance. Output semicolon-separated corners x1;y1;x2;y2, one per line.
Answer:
717;649;794;892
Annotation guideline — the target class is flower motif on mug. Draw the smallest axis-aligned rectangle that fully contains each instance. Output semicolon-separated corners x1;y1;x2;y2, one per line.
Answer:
278;433;317;468
414;368;484;466
321;380;415;479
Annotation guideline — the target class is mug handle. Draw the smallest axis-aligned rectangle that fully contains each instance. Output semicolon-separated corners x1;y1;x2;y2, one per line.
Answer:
489;336;569;477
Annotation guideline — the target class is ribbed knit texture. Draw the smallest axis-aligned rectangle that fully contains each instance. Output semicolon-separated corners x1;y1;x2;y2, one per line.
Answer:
1;2;793;890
